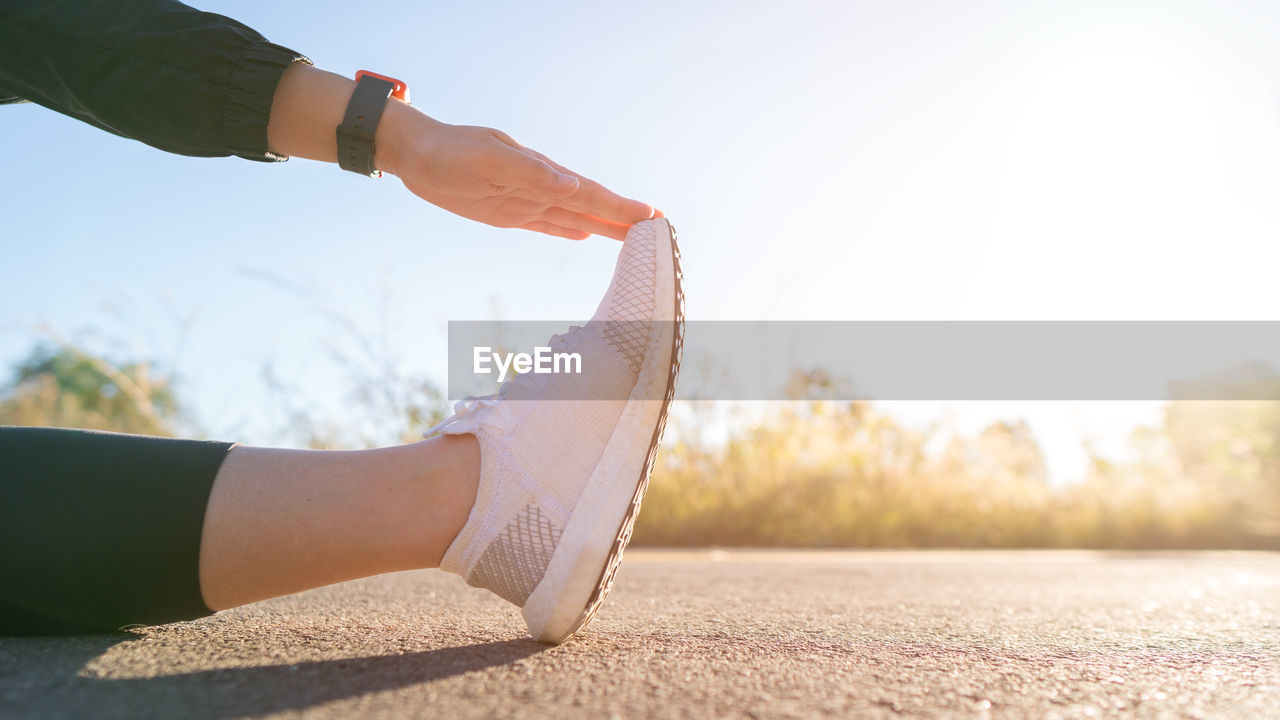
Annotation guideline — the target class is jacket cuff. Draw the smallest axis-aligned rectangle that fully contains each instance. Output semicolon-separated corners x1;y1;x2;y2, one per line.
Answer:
220;41;311;162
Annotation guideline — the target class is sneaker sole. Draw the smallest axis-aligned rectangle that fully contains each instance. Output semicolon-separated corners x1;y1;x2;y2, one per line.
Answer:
521;218;685;643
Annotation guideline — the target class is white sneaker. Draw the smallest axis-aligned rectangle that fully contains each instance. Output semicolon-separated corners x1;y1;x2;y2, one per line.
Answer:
426;218;684;643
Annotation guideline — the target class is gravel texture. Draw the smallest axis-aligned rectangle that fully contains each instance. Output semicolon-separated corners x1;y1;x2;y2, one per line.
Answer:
2;550;1277;719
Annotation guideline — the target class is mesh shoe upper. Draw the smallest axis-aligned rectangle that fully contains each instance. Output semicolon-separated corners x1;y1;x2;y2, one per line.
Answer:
430;220;664;606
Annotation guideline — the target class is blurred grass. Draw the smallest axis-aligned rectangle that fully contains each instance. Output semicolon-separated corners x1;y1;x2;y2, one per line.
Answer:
634;401;1280;549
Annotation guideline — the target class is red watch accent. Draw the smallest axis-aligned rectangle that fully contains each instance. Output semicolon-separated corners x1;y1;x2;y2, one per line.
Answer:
355;70;410;104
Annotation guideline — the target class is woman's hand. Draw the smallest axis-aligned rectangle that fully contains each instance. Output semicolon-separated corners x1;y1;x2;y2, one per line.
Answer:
378;107;654;241
267;64;654;241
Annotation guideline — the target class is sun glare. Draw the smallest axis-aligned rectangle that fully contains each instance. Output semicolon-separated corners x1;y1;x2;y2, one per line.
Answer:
996;26;1231;243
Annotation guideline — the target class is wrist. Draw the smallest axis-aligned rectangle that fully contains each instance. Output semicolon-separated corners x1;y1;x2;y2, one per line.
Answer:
372;97;413;177
268;63;437;177
374;99;442;178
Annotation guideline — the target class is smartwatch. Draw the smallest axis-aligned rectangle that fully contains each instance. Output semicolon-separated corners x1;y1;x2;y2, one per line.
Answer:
336;70;410;178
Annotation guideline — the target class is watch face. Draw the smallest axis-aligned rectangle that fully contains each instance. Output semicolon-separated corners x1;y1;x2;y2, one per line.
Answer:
356;70;409;103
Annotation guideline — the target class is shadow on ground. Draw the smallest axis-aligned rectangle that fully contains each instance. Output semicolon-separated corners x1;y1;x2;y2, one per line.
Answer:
0;633;545;719
5;554;1278;719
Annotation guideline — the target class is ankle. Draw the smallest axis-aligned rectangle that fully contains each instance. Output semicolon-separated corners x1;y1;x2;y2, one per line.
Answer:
409;434;480;568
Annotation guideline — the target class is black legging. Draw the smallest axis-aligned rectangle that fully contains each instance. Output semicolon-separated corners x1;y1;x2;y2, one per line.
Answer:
0;427;233;634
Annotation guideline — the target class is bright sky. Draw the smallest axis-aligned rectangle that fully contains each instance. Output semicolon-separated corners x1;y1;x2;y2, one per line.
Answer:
4;0;1280;474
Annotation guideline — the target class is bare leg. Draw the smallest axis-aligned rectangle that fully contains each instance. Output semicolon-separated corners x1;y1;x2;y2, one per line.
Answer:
197;435;479;611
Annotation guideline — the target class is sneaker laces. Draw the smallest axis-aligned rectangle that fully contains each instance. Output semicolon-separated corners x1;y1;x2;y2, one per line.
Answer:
423;326;586;438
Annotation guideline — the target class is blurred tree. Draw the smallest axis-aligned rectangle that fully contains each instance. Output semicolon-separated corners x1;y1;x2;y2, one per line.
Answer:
0;343;180;436
1161;374;1280;538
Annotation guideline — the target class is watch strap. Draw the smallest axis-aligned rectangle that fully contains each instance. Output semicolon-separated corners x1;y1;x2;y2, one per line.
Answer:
337;75;396;177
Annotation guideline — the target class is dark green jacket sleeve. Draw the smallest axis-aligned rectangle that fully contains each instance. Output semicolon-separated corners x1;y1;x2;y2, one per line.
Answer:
0;0;311;161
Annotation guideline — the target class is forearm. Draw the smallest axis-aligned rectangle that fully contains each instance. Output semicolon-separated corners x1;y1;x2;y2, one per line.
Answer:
266;62;430;176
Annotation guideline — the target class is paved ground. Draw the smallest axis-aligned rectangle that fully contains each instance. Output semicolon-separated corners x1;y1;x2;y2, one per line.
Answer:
2;550;1277;719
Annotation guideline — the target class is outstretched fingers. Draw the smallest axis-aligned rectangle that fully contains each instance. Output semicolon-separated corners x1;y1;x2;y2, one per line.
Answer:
496;141;580;197
519;220;592;241
465;130;655;240
540;207;633;241
525;150;654;227
559;177;654;229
